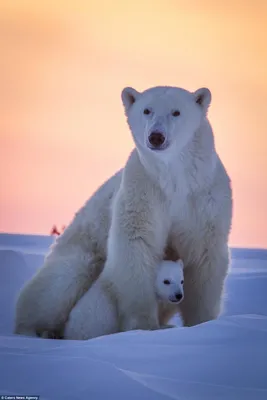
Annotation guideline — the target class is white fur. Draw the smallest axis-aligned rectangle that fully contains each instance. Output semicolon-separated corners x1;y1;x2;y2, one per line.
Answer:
64;260;184;340
14;85;232;337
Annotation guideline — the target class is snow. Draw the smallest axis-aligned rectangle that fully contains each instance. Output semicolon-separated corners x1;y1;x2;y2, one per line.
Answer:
0;233;267;400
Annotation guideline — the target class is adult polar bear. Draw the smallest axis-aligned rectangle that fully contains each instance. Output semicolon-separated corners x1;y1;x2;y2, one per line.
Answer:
15;85;232;337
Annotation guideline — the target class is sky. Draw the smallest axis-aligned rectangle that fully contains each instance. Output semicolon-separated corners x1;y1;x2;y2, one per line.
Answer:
0;0;267;248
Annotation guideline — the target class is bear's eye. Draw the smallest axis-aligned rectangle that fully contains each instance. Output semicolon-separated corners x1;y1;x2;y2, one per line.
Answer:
172;110;180;117
163;279;170;285
143;108;151;115
181;280;184;285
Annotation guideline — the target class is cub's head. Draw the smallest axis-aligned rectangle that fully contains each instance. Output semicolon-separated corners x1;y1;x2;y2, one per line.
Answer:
121;85;211;157
156;259;184;304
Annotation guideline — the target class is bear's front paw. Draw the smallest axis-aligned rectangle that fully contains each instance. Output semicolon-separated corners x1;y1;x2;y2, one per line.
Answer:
120;315;160;332
40;329;64;340
159;324;176;330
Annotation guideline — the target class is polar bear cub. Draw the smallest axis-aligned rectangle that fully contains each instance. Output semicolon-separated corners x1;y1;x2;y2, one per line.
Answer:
64;259;184;340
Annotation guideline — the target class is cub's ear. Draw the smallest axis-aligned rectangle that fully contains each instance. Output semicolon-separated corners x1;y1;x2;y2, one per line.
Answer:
193;87;211;114
177;259;184;269
121;87;140;113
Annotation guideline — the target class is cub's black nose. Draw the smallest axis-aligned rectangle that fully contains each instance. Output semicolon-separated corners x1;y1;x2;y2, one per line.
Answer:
175;293;183;301
148;132;165;148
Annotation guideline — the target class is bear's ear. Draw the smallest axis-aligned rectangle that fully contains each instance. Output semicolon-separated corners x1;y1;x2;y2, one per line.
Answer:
177;259;184;269
121;87;140;113
193;88;211;114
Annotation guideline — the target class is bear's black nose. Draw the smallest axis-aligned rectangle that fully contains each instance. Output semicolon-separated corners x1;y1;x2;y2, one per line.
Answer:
148;132;165;148
175;293;183;301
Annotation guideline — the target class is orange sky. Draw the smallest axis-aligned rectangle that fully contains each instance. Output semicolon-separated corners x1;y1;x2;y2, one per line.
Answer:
0;0;267;248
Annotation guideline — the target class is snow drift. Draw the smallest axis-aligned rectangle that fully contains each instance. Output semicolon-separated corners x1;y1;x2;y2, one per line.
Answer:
0;233;267;400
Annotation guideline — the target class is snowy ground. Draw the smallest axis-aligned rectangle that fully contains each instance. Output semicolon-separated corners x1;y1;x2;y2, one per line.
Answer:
0;233;267;400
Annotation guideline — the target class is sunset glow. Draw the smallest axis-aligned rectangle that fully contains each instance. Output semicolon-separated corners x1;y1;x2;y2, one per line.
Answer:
1;1;267;248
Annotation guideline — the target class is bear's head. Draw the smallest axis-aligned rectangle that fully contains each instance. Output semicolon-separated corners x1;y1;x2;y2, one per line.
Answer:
155;259;184;304
121;85;211;159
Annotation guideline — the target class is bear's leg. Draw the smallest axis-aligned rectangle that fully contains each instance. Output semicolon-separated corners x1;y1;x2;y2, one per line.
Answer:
102;237;164;333
14;252;104;337
64;280;119;341
179;247;229;327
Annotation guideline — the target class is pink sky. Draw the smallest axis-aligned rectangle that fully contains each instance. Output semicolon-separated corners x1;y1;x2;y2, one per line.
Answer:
1;1;267;248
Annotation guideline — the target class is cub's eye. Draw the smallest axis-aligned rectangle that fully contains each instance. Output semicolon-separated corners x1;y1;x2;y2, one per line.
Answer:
181;280;184;285
172;110;180;117
163;279;170;285
143;108;151;115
